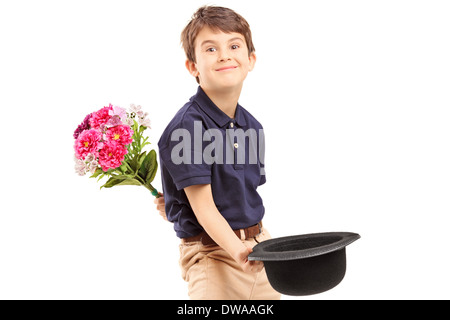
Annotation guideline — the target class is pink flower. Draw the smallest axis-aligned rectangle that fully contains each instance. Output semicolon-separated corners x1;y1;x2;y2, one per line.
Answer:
106;116;122;127
98;141;128;171
109;105;127;120
89;104;113;129
105;125;134;146
106;105;127;127
74;129;102;160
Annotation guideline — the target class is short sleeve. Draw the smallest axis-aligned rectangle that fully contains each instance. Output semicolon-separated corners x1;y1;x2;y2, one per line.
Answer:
158;118;212;191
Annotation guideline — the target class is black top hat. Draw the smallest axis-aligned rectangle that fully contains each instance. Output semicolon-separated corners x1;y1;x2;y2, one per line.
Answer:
248;232;360;296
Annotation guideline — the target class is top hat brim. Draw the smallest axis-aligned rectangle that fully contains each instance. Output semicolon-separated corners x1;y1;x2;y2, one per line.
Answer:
248;232;360;262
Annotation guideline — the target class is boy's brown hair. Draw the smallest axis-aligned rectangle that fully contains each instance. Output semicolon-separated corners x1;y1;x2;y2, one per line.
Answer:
181;5;255;64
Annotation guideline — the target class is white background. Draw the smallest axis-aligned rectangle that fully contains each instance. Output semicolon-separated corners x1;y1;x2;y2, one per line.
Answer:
1;0;449;300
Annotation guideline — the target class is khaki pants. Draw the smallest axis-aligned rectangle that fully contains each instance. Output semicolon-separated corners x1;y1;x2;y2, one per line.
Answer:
179;227;281;300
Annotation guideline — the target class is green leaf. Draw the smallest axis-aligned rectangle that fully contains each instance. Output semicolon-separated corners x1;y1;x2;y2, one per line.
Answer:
101;177;125;189
119;163;127;173
138;151;147;167
138;149;157;182
130;154;139;172
145;150;158;183
100;176;141;189
138;153;150;180
110;174;135;180
90;168;104;178
115;179;142;186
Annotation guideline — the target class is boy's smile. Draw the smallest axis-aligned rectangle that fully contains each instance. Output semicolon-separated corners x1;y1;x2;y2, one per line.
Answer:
186;27;256;95
215;66;238;72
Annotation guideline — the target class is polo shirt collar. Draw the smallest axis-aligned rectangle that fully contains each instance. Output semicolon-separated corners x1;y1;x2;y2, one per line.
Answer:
193;86;247;128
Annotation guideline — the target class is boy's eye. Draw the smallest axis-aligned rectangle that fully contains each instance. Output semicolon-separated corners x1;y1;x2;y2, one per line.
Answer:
206;47;217;52
231;44;240;49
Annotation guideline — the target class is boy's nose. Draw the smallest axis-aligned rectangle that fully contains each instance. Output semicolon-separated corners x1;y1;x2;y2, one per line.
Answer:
218;50;232;62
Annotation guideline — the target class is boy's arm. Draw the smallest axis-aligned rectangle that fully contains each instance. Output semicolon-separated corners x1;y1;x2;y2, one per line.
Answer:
184;184;263;274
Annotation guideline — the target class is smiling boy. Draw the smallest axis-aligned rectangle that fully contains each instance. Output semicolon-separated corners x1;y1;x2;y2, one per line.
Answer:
157;6;280;300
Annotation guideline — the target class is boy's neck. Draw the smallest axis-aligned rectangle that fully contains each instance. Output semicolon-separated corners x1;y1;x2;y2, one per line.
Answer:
201;85;242;119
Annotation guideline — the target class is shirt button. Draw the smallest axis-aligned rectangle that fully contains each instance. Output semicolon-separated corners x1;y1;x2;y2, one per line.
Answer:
234;143;239;149
230;122;234;128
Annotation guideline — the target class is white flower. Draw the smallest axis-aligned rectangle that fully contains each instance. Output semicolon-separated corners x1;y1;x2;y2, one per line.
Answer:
74;158;87;176
138;117;151;128
85;153;95;162
124;117;134;126
89;160;99;174
129;104;150;127
129;104;142;113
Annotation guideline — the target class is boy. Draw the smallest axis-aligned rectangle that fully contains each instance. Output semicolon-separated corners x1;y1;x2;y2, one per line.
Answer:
156;6;280;300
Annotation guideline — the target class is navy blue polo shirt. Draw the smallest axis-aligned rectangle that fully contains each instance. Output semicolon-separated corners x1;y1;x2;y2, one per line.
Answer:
158;86;266;238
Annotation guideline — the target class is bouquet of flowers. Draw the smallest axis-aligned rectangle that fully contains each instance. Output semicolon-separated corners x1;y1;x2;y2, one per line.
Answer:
73;103;160;198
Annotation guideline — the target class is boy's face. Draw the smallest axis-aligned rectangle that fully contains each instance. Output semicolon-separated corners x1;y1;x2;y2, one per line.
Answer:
186;27;256;92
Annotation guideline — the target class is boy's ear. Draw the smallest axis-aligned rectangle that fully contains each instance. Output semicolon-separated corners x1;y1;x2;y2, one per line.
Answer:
248;52;256;72
185;60;199;77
